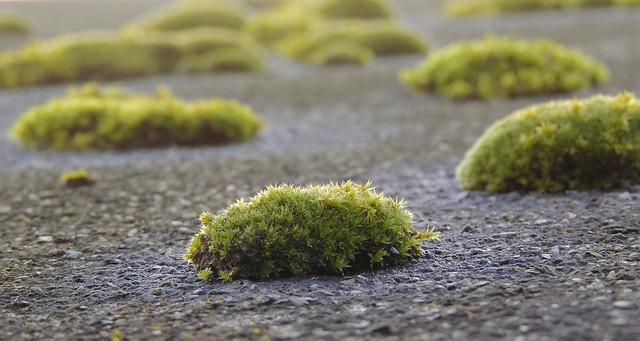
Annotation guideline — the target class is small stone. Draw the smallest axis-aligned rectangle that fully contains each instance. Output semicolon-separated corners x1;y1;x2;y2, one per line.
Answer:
37;236;53;243
534;219;549;225
618;192;632;200
462;225;475;233
613;301;636;310
65;250;81;259
12;300;29;308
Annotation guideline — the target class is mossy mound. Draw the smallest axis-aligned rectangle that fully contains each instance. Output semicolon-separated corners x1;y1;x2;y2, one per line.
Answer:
60;169;95;188
401;36;608;100
132;2;246;32
247;0;394;48
457;93;640;193
178;47;266;73
280;21;427;64
446;0;640;16
10;84;263;151
0;12;29;35
307;42;375;65
318;0;393;19
184;181;441;281
0;29;264;88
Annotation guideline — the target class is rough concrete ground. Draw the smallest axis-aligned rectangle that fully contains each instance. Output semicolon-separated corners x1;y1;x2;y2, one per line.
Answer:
1;1;639;340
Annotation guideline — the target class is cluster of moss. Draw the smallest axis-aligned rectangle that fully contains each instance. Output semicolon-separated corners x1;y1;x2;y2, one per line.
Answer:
129;1;246;32
0;12;29;35
60;169;95;188
457;92;640;193
279;21;427;65
10;84;263;150
446;0;640;16
401;36;608;100
184;181;441;281
247;0;425;65
0;28;265;88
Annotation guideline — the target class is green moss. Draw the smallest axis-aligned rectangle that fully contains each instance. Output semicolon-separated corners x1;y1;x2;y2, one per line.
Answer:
0;12;29;35
280;21;427;64
178;47;266;72
401;36;608;100
307;42;375;65
446;0;640;16
184;181;441;281
247;6;318;47
0;29;265;88
133;3;246;32
318;0;393;19
247;0;395;48
10;83;263;151
60;169;95;188
457;92;640;193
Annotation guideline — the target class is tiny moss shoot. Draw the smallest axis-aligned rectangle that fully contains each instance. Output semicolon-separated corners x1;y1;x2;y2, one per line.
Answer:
401;36;608;100
60;169;95;188
10;83;264;151
457;92;640;193
184;181;441;282
446;0;640;17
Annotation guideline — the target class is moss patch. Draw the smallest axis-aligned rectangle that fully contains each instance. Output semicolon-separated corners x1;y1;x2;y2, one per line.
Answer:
60;169;95;188
401;36;608;100
130;2;246;32
0;12;29;35
457;92;640;193
10;83;263;151
279;20;427;65
446;0;640;16
184;181;441;281
247;0;410;54
0;29;264;88
178;47;266;73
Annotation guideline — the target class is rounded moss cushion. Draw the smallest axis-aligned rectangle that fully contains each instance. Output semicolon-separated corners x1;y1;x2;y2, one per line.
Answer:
457;93;640;192
10;84;263;150
184;181;441;281
401;36;609;100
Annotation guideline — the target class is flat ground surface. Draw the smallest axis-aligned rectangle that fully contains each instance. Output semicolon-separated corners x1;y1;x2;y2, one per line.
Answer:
1;1;639;340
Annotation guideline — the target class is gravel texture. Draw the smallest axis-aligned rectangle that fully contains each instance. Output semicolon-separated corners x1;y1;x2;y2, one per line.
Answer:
1;1;640;340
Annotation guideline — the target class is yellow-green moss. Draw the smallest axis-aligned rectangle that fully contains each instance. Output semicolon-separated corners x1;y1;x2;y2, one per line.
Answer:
307;42;375;65
184;181;441;281
457;92;640;193
132;2;246;32
279;20;427;64
0;12;29;35
60;169;95;188
247;0;394;48
10;84;263;151
0;29;265;88
318;0;393;19
178;46;266;72
401;36;608;100
446;0;640;16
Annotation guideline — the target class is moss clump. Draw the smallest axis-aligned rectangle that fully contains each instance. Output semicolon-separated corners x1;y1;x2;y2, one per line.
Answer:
10;84;263;151
133;3;246;32
60;169;95;188
0;12;29;35
247;0;394;48
184;181;441;281
318;0;393;19
457;92;640;193
446;0;640;16
307;42;375;65
179;47;266;73
0;29;264;88
401;36;608;100
280;21;427;64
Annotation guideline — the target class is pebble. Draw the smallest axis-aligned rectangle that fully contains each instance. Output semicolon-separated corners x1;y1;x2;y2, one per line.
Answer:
65;250;81;259
613;301;636;310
